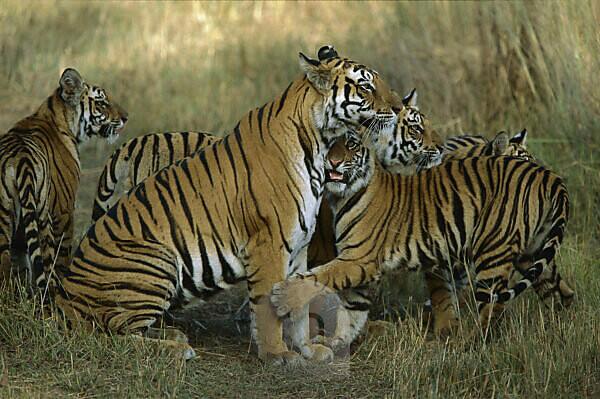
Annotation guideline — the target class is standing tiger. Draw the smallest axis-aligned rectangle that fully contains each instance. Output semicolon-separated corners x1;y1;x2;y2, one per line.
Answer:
307;91;533;269
55;46;401;363
306;126;537;347
91;131;221;222
271;132;574;350
0;68;127;290
306;92;537;347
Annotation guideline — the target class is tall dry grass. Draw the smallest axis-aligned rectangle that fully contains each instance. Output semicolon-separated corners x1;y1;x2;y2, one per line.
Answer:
0;1;598;397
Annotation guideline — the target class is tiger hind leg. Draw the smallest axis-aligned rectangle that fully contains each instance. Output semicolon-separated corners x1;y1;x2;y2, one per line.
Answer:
530;188;574;308
518;257;575;309
140;327;196;360
0;218;13;284
519;196;574;309
311;287;370;353
424;269;459;338
473;260;514;333
57;239;192;355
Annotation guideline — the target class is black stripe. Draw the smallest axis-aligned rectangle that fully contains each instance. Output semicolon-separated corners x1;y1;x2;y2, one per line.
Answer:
276;82;293;116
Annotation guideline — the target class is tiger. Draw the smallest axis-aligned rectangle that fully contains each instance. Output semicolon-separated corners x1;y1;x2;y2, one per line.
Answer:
307;88;443;267
306;127;538;346
271;131;574;351
443;129;532;161
91;131;221;222
0;68;127;291
55;46;401;364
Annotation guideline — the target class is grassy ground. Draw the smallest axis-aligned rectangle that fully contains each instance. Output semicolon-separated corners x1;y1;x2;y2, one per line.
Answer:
0;1;599;397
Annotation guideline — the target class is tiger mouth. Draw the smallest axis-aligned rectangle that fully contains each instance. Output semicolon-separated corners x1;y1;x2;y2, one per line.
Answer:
326;169;346;183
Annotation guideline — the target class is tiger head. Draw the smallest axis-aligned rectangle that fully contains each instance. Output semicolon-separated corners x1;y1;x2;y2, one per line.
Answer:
59;68;128;144
490;129;534;161
373;89;443;174
324;133;375;197
299;45;399;142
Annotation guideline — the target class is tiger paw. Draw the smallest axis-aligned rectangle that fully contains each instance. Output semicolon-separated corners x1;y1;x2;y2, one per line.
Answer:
299;343;334;363
311;335;347;352
433;315;458;339
262;350;305;367
366;320;394;338
271;278;324;318
182;345;197;361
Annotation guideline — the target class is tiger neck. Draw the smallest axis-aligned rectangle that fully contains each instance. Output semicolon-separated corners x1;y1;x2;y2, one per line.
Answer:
32;91;81;147
264;77;345;191
29;91;81;166
327;163;384;219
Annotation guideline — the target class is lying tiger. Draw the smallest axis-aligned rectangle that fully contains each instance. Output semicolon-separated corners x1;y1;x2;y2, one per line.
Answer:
271;130;574;350
91;131;221;222
443;128;532;162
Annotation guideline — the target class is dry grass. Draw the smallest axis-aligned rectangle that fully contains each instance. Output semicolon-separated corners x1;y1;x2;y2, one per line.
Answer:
0;1;599;397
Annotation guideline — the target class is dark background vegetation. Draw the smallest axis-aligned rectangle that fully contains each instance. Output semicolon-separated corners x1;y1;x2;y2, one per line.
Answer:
0;2;598;397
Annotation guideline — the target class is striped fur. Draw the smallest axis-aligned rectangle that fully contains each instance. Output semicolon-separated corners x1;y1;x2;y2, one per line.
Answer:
0;68;127;290
272;135;574;349
306;124;537;346
91;131;221;222
443;129;532;161
308;90;443;267
55;47;401;363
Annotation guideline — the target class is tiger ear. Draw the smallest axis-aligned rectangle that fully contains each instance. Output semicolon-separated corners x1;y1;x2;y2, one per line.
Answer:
402;88;418;108
492;131;509;154
299;52;332;92
509;129;528;146
59;68;85;106
317;45;338;61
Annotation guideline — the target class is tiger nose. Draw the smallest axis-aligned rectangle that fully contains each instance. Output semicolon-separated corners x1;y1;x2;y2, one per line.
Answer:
329;158;343;167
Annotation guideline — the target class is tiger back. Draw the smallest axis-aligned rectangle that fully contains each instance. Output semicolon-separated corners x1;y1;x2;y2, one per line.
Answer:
0;68;127;290
56;46;401;363
91;131;221;222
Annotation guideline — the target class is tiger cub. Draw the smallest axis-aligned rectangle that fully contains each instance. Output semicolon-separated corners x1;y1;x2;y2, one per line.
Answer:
271;133;574;350
91;131;221;222
443;129;532;161
0;68;127;290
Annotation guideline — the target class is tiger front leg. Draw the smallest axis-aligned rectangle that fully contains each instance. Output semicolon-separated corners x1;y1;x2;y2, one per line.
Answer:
271;258;380;321
246;234;303;366
285;247;333;362
312;287;371;353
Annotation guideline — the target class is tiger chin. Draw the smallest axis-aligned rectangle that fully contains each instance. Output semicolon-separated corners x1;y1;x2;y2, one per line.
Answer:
0;68;127;292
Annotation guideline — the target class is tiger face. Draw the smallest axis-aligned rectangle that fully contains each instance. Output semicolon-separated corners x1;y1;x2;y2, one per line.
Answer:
495;129;534;161
80;85;128;143
373;89;443;174
324;133;375;197
59;68;128;144
300;46;398;140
